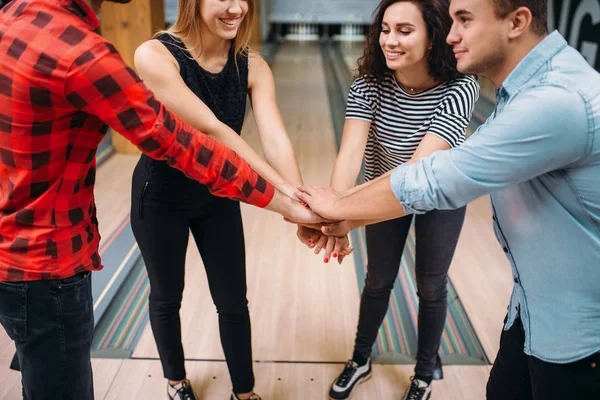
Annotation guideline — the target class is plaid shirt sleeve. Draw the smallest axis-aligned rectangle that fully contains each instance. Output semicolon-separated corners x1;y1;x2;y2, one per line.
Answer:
63;41;274;208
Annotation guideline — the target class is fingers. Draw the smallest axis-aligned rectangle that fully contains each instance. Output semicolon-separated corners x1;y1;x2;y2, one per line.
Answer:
333;238;343;261
338;246;354;264
309;230;321;248
313;234;327;255
321;223;350;237
295;190;310;204
296;185;318;195
323;236;335;263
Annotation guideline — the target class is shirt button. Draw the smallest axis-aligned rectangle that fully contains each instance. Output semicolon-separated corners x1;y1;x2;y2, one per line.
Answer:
591;362;596;368
503;247;509;253
514;278;519;284
492;216;497;221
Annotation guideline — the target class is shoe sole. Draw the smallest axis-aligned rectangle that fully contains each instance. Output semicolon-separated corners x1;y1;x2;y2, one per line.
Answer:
329;371;373;400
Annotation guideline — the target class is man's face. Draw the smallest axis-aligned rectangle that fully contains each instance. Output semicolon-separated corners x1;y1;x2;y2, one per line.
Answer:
447;0;510;77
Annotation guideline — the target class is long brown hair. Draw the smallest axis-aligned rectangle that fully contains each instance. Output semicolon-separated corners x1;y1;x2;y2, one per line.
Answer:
358;0;460;83
156;0;255;61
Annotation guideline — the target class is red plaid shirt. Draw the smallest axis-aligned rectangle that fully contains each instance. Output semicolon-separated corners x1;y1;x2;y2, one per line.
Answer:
0;0;274;282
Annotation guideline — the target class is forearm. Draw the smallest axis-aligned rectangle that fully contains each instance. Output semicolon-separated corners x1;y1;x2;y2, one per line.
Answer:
263;139;304;187
342;169;392;196
330;153;363;192
332;175;406;221
209;122;297;196
143;106;275;207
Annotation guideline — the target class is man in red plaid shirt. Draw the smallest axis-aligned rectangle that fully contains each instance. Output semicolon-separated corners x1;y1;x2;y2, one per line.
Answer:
0;0;319;397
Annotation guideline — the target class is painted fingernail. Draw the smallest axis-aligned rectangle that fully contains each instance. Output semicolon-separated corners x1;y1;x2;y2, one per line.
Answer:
324;258;329;263
332;253;337;258
308;240;312;244
301;202;308;206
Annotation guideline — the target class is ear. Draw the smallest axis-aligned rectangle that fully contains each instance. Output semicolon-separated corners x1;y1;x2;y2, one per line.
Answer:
507;6;533;39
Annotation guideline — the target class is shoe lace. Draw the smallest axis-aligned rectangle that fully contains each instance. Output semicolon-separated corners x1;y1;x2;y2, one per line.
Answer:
337;360;358;386
406;377;428;400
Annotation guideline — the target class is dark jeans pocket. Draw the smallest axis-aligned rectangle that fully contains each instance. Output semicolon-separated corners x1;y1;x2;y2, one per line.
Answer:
0;281;28;341
58;271;91;289
58;272;93;336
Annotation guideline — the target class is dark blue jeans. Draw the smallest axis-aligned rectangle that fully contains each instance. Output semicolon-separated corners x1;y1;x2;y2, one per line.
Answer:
0;272;94;400
353;207;466;380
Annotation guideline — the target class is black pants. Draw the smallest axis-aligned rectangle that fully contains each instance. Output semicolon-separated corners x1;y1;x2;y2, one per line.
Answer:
131;170;254;393
353;207;466;380
0;272;94;400
487;316;600;399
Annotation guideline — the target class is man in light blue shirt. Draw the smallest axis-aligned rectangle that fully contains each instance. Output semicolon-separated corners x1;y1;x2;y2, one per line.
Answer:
296;0;600;397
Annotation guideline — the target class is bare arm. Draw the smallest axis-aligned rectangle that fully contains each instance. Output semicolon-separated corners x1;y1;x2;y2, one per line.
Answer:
330;119;371;191
134;40;296;198
341;132;450;196
300;133;451;236
248;53;303;189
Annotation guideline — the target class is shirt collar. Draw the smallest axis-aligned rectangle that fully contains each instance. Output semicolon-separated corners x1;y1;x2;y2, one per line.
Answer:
56;0;100;31
501;30;567;97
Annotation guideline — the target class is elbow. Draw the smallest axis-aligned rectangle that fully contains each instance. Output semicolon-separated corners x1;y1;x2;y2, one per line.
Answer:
195;117;223;139
263;140;295;163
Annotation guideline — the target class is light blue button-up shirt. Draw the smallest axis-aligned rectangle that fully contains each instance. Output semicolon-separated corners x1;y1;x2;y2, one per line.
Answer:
390;31;600;363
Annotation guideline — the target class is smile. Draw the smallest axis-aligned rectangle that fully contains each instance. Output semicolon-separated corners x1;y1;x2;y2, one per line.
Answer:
219;18;239;27
386;51;405;60
453;50;467;58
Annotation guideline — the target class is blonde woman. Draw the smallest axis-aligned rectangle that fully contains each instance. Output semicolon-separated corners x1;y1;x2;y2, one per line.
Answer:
129;1;334;399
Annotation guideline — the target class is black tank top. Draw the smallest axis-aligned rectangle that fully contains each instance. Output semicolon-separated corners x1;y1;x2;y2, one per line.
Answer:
138;33;249;199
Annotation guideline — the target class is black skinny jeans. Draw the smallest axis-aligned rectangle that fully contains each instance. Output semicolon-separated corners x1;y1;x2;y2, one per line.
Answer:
131;166;254;394
353;207;466;380
487;316;600;399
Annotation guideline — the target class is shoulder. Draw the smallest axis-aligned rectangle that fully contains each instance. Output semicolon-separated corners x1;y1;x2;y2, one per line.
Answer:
134;37;179;74
436;75;480;109
248;51;273;87
248;51;270;73
445;75;479;97
351;74;387;97
514;84;587;118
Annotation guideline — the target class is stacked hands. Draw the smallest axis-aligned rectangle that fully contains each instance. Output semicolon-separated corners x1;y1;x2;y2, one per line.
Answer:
276;185;356;265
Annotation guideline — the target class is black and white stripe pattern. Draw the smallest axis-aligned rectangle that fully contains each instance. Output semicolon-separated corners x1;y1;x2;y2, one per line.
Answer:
346;73;479;181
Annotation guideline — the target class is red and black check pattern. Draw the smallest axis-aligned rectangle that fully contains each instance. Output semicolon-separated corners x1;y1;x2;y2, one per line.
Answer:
0;0;274;282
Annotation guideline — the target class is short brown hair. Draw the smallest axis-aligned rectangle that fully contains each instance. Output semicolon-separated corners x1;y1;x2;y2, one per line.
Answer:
492;0;548;35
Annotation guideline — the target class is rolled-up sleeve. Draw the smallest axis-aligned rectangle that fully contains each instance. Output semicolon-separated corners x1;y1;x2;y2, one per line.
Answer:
391;85;589;214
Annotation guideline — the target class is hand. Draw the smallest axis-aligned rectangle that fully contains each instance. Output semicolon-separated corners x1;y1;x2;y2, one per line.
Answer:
267;190;324;224
311;235;354;264
321;220;355;237
280;182;301;202
295;185;343;221
321;235;354;264
297;226;321;248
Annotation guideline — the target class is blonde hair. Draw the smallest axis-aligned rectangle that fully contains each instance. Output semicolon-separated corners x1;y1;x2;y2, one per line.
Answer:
156;0;254;62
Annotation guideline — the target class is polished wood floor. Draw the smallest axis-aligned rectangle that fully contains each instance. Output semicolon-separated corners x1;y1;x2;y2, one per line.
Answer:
0;41;511;399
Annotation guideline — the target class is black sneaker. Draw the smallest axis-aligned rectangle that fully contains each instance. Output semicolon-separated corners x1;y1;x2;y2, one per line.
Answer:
230;393;262;400
329;359;372;399
167;380;196;400
402;377;432;400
